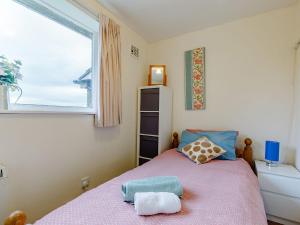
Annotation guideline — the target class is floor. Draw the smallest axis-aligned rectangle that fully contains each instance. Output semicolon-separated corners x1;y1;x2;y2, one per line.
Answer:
268;221;283;225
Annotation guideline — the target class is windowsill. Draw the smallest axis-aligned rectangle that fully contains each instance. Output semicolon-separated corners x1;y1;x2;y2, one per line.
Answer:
0;104;96;115
0;110;96;115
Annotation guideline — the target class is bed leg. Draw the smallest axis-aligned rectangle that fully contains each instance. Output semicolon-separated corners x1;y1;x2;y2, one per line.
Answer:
4;211;27;225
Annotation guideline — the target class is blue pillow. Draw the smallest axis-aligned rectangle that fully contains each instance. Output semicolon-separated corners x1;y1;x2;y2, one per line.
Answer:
177;130;238;160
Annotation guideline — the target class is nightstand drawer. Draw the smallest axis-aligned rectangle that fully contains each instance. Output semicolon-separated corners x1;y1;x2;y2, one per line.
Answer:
261;191;300;222
258;173;300;198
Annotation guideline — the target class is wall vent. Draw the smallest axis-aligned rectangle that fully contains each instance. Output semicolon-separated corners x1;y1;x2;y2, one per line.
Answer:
131;45;139;58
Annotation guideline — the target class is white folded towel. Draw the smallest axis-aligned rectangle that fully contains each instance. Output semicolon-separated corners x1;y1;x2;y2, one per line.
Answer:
134;192;181;216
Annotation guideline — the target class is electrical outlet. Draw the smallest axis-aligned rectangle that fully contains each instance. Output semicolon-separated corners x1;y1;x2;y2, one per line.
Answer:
81;176;90;191
0;164;7;179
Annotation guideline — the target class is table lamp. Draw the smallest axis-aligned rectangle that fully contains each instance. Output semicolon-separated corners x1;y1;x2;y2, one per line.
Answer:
265;140;280;167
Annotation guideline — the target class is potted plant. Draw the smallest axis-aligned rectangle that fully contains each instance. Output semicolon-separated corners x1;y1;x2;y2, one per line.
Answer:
0;55;23;110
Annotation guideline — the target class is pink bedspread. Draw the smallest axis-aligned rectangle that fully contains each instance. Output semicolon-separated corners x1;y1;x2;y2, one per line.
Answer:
34;149;267;225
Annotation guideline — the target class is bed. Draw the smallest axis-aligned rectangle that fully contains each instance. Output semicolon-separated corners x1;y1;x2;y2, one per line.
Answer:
5;134;267;225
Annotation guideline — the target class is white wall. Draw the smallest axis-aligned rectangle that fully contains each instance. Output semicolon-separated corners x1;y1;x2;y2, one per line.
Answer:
296;1;300;171
293;1;300;170
148;6;297;163
294;47;300;170
0;0;148;223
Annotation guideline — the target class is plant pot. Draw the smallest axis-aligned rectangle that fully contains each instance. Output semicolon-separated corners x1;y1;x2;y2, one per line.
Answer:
0;85;9;110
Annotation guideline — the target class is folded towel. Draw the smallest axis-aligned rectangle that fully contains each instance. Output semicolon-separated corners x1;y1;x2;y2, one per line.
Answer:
122;176;183;203
134;192;181;216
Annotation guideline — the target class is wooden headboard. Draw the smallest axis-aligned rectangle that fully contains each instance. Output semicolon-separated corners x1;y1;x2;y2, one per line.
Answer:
171;132;254;168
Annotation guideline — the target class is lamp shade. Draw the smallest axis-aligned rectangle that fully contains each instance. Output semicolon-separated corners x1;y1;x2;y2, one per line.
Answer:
265;141;280;162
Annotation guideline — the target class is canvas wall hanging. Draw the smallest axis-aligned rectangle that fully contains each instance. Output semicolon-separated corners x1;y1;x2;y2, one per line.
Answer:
184;47;205;110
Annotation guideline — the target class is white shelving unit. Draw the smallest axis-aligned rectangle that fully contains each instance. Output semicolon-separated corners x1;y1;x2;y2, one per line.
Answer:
137;86;172;166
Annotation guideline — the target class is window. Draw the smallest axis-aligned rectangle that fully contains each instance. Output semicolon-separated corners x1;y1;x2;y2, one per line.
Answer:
0;0;99;113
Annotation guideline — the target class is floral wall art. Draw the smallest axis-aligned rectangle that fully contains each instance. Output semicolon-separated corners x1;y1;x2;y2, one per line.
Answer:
184;47;205;110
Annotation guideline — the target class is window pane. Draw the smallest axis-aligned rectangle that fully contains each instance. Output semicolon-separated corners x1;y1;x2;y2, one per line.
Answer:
0;0;92;108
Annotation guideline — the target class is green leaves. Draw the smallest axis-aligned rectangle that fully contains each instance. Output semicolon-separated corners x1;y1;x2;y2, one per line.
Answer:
0;55;23;87
14;60;22;66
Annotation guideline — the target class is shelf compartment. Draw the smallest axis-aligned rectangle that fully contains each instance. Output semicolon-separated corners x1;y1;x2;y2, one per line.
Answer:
140;88;159;111
139;135;159;158
140;112;159;135
139;157;150;166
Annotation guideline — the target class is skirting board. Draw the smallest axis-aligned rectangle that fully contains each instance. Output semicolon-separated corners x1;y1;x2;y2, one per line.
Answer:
267;215;300;225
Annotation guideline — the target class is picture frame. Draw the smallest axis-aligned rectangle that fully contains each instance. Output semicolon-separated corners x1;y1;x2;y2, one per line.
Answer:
148;65;167;86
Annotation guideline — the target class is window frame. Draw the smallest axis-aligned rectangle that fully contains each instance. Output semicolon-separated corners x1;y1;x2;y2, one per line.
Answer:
1;0;100;114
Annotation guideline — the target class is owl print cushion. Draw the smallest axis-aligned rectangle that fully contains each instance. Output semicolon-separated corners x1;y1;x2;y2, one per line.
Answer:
181;136;226;164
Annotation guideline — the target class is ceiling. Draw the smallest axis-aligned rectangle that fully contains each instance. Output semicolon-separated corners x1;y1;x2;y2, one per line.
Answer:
97;0;297;42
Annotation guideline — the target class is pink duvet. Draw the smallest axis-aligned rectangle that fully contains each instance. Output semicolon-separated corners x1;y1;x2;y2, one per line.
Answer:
34;149;267;225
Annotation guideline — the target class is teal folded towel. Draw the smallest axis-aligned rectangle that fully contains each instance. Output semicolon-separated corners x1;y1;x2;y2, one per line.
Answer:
121;176;183;203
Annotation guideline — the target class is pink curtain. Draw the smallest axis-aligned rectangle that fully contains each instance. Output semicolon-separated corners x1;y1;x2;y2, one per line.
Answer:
95;14;122;127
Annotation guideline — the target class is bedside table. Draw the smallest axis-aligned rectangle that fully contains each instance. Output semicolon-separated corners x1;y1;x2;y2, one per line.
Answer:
255;160;300;225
